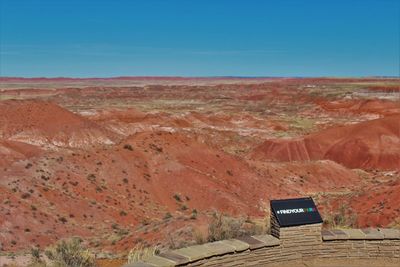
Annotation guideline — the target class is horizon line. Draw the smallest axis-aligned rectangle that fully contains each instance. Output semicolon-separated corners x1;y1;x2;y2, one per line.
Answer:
1;75;399;81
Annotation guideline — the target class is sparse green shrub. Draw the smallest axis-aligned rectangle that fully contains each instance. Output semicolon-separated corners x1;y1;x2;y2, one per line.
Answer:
163;212;172;220
44;237;96;267
25;163;33;169
86;174;96;182
141;218;150;225
123;144;133;151
190;209;198;220
27;247;46;267
149;143;163;153
21;193;31;199
31;247;41;260
111;223;119;230
173;194;182;202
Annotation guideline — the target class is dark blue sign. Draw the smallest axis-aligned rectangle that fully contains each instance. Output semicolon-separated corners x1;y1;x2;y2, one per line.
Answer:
271;197;323;227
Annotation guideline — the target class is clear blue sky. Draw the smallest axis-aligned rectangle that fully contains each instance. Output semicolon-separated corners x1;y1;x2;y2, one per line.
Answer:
0;0;399;77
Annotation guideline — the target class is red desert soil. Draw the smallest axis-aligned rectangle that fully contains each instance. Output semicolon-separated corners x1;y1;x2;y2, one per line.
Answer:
0;78;399;258
0;100;363;253
250;115;400;170
349;179;400;227
326;178;400;228
0;100;272;252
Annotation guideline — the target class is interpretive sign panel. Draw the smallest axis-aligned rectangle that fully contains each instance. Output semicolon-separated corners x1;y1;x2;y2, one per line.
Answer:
270;197;323;227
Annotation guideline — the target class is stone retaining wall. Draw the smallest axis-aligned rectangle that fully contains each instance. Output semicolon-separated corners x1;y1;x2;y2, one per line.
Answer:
124;228;400;267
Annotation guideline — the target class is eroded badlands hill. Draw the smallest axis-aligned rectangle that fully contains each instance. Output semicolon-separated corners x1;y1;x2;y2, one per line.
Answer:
0;100;119;148
251;115;400;170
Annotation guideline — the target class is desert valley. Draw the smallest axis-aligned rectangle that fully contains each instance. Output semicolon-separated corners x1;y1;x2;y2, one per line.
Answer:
0;77;399;264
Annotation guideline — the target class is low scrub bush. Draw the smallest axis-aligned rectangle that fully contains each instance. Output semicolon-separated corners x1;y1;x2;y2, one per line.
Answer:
127;244;159;264
44;237;96;267
207;212;264;242
123;144;133;151
323;204;358;228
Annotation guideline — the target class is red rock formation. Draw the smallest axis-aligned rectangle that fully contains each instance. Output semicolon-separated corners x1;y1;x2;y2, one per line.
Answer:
251;115;400;170
0;100;120;147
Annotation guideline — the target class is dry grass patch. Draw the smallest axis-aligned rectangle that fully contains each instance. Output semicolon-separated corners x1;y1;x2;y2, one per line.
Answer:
127;244;159;264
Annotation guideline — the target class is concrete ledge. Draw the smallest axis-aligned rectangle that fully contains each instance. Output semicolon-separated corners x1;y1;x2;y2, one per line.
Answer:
157;251;189;265
252;234;280;247
361;228;384;240
236;235;278;250
173;245;212;262
124;228;400;267
203;241;236;256
124;261;155;267
143;255;175;267
322;228;399;241
341;229;366;240
321;230;336;241
220;239;249;252
123;255;177;267
322;229;349;240
378;228;400;239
